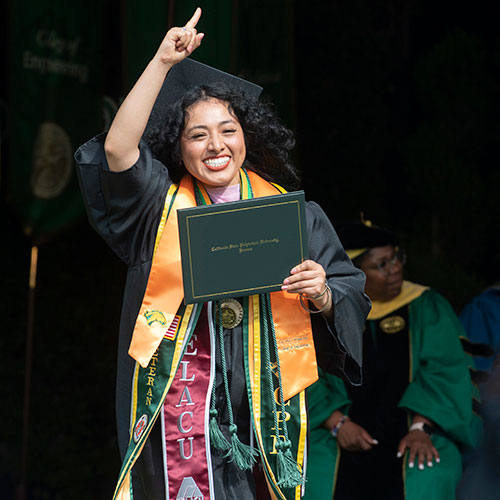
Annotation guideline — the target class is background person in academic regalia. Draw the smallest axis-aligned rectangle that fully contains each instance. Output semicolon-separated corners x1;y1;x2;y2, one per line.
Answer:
74;8;370;500
303;221;482;500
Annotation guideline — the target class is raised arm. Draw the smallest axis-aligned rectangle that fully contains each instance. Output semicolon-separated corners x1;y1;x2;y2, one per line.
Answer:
104;8;204;172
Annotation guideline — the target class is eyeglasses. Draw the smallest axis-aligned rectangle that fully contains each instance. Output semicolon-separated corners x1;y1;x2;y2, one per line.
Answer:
365;249;406;276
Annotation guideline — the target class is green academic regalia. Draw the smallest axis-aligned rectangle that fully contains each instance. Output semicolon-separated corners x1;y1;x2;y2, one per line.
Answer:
304;282;482;500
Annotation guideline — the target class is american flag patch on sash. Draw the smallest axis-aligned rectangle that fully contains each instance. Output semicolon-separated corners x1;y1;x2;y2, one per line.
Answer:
164;315;181;341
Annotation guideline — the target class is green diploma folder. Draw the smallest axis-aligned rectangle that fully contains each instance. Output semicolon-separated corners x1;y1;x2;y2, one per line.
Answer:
177;191;308;303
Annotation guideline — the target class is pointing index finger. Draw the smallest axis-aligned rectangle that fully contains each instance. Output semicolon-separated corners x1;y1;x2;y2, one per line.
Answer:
185;7;202;29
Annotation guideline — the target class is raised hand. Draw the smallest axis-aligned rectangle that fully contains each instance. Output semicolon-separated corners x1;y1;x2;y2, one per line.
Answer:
105;8;205;172
155;7;204;66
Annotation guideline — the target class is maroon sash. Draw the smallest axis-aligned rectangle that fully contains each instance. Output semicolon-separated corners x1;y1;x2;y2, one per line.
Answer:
163;306;212;498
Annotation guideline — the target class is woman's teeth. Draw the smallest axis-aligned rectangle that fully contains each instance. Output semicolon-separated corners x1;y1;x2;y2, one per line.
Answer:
204;156;230;168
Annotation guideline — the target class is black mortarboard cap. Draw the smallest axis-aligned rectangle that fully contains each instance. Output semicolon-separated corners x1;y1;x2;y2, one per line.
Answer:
145;58;263;135
336;222;398;252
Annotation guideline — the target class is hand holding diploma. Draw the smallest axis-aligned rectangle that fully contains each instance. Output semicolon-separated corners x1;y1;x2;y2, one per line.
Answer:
282;260;333;319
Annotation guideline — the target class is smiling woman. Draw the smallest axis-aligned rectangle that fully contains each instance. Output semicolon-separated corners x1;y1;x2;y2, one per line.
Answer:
179;99;245;186
74;8;370;500
145;79;300;190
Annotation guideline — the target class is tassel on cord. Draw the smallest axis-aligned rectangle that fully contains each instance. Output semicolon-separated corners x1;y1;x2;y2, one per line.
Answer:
209;408;231;453
210;301;257;469
208;303;231;454
262;294;305;488
275;439;304;488
228;423;259;469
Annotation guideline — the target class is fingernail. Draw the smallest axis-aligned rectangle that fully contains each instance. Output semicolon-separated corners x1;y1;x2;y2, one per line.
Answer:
436;458;440;463
409;462;414;468
427;462;433;467
283;279;289;285
291;267;297;274
372;439;379;444
397;452;402;458
419;464;424;470
281;285;288;290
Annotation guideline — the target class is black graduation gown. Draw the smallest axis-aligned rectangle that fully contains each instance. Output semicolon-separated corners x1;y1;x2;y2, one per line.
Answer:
75;135;370;499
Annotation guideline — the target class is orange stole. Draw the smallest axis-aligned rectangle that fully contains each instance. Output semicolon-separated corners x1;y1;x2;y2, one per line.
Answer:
128;169;318;401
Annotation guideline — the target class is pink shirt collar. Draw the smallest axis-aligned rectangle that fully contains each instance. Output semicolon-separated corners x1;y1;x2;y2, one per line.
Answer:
205;184;241;204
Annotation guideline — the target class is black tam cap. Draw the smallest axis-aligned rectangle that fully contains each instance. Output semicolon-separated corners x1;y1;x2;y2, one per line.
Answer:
336;221;398;260
145;58;263;135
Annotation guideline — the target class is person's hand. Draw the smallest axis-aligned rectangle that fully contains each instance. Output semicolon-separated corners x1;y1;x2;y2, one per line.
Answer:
282;260;331;312
155;8;204;66
397;430;440;470
336;420;379;451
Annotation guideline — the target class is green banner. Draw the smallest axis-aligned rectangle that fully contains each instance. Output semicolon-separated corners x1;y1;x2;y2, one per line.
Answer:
123;0;234;88
122;0;170;89
236;0;295;125
122;0;293;123
170;0;234;71
7;0;104;242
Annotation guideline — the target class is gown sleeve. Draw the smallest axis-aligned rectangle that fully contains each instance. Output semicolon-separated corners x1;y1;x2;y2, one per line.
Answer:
74;134;172;458
305;201;371;386
74;133;172;266
398;290;482;447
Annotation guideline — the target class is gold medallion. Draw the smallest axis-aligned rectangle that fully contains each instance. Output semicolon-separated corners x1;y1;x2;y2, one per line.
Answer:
379;315;406;334
219;299;244;329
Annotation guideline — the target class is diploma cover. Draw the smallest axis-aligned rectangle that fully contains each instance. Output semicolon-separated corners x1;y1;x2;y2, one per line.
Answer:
178;191;308;303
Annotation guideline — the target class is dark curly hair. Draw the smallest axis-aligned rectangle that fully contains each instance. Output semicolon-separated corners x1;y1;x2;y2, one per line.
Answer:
145;82;301;190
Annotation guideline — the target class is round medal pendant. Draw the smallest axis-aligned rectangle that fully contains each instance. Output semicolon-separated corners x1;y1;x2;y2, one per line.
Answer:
379;315;406;334
219;299;244;329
